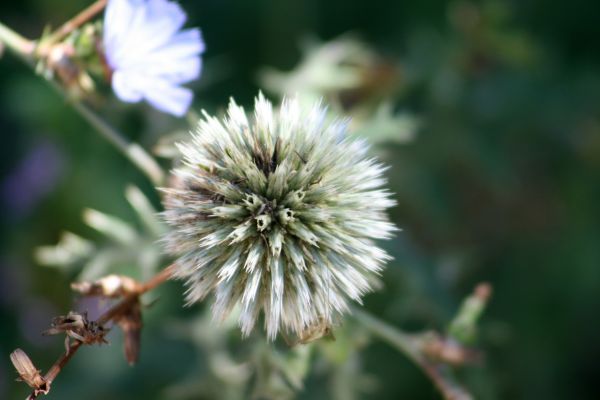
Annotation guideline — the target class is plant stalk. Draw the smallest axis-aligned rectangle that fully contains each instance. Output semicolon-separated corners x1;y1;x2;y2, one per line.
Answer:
26;264;176;399
0;21;35;59
72;101;165;185
39;0;108;54
0;20;165;185
352;308;473;400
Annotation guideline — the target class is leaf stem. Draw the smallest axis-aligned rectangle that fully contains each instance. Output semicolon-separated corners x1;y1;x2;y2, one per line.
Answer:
0;20;165;185
351;308;473;400
71;101;165;185
0;21;35;59
39;0;108;54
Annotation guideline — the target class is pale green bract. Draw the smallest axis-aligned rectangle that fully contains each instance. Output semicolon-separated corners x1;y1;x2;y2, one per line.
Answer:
162;93;397;340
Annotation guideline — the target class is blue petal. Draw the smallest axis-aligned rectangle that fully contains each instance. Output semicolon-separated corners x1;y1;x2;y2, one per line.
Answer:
103;0;204;116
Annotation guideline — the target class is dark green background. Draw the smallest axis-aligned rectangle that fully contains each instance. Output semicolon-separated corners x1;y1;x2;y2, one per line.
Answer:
1;0;600;399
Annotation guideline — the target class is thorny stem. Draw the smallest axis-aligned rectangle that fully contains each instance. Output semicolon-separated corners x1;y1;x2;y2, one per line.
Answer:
26;264;177;399
352;308;473;400
0;21;165;185
39;0;108;55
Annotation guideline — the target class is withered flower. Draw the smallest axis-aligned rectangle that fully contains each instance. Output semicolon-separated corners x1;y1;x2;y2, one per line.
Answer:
71;274;139;298
114;298;143;365
43;311;108;352
10;349;49;397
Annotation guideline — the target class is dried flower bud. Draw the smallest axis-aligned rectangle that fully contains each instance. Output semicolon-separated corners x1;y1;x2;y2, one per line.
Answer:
294;318;336;345
10;349;49;396
43;311;108;348
115;298;143;365
163;93;397;340
40;42;95;98
71;274;139;298
421;334;481;366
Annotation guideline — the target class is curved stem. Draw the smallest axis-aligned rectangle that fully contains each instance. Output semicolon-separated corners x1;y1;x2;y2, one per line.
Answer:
43;342;82;390
0;21;165;185
351;308;421;362
72;101;165;185
0;21;35;59
40;0;107;54
352;308;473;400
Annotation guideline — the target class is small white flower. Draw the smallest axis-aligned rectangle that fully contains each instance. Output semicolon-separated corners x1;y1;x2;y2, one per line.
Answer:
103;0;205;116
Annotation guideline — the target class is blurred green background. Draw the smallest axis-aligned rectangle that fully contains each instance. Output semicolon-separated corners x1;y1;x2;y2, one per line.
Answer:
1;0;600;399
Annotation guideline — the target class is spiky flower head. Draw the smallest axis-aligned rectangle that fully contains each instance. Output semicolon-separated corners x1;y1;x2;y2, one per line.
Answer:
162;93;396;340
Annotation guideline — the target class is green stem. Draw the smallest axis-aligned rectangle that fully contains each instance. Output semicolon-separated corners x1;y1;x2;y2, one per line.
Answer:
352;308;473;400
0;21;35;59
351;308;421;363
72;101;165;185
0;21;164;186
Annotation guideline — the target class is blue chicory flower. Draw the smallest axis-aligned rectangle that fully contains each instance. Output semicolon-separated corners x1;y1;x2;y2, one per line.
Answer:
103;0;205;116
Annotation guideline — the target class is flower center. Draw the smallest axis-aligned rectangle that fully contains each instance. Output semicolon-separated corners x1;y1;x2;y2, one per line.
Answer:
244;194;296;233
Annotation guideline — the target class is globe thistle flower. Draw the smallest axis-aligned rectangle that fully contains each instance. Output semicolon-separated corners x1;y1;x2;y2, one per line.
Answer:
103;0;205;116
162;94;397;340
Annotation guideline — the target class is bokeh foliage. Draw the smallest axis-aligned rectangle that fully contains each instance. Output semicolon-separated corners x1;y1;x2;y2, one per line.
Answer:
1;0;600;399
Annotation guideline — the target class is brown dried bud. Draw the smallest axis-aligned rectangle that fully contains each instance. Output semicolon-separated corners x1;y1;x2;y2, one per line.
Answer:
285;318;336;347
42;43;95;97
10;349;49;396
115;298;143;365
474;282;492;302
422;333;481;366
43;311;108;348
71;275;139;298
